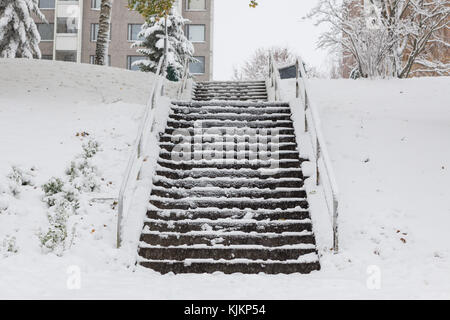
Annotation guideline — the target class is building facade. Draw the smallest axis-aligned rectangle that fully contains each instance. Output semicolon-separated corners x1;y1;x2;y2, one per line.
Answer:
34;0;214;81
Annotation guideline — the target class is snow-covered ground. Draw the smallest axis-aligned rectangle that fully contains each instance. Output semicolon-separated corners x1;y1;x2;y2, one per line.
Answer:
0;59;449;299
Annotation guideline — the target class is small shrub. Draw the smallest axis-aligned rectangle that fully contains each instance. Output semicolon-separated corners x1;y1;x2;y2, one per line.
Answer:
82;140;101;158
39;199;74;254
65;158;101;192
7;166;36;187
42;177;64;197
1;235;19;257
6;166;36;197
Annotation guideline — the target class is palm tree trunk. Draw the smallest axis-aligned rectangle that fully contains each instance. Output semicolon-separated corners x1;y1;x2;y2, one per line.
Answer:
95;0;113;65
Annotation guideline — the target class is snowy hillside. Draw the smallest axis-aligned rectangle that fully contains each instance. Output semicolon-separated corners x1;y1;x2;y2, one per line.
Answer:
0;59;449;298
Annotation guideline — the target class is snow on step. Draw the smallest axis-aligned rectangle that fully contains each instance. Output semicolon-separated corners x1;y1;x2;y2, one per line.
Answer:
137;83;320;274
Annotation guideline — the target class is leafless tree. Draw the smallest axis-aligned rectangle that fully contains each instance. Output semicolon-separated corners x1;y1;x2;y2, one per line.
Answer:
232;47;297;81
307;0;449;78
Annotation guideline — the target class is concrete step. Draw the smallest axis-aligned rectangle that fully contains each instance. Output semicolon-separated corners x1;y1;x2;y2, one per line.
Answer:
156;158;304;171
172;101;289;108
150;185;307;200
166;120;293;129
143;218;312;233
169;113;291;122
159;142;298;153
138;244;316;261
138;257;320;274
149;197;309;210
155;167;304;180
158;150;301;162
160;134;298;144
145;207;310;221
171;106;291;115
164;127;295;136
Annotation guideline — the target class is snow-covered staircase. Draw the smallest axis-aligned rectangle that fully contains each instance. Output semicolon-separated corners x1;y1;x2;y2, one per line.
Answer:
193;81;268;101
137;82;320;274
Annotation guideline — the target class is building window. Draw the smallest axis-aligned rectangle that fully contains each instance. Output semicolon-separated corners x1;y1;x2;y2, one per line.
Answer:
128;24;143;41
189;56;205;74
55;51;77;62
186;24;205;42
37;23;54;41
41;55;53;60
186;0;206;10
56;18;78;34
90;55;111;66
127;56;145;71
91;23;111;41
38;0;55;9
91;0;101;9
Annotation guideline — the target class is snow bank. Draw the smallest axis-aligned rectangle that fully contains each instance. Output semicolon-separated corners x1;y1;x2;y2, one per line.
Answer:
1;58;449;299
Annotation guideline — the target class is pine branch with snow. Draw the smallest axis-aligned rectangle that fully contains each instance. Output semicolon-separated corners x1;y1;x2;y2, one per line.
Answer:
131;13;194;80
0;0;46;58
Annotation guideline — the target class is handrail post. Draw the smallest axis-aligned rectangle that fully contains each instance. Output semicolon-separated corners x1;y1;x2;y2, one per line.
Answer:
333;198;339;253
304;90;308;132
316;136;320;186
296;59;300;99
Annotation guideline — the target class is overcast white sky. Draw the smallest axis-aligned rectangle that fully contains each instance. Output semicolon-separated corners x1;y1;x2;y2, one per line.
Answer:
213;0;329;80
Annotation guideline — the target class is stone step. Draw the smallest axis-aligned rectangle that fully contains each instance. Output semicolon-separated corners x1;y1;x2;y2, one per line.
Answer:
152;175;304;191
172;101;289;108
194;85;267;90
164;127;295;136
138;257;320;274
193;96;268;100
166;120;293;129
194;91;268;96
145;207;310;221
159;149;300;161
140;230;315;247
197;81;266;85
156;158;305;171
171;106;291;115
151;186;307;200
159;142;298;153
169;113;291;122
149;197;309;210
156;158;304;171
138;244;316;261
160;134;298;144
155;167;304;180
143;218;312;233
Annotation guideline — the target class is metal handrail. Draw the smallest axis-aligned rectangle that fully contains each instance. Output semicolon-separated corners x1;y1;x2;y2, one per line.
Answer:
269;54;340;253
117;57;165;248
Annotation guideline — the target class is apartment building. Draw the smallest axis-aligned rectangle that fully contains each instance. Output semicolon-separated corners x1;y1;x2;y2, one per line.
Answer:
34;0;214;81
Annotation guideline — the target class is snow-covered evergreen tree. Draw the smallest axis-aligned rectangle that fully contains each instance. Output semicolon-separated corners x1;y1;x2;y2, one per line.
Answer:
131;13;194;80
0;0;45;58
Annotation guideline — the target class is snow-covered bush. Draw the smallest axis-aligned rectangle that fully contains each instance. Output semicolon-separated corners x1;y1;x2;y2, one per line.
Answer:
132;13;194;80
39;138;103;254
40;177;80;254
82;139;101;158
1;235;18;257
42;177;64;197
66;158;101;192
39;203;70;255
65;139;102;192
6;166;36;197
43;181;80;210
0;0;46;58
